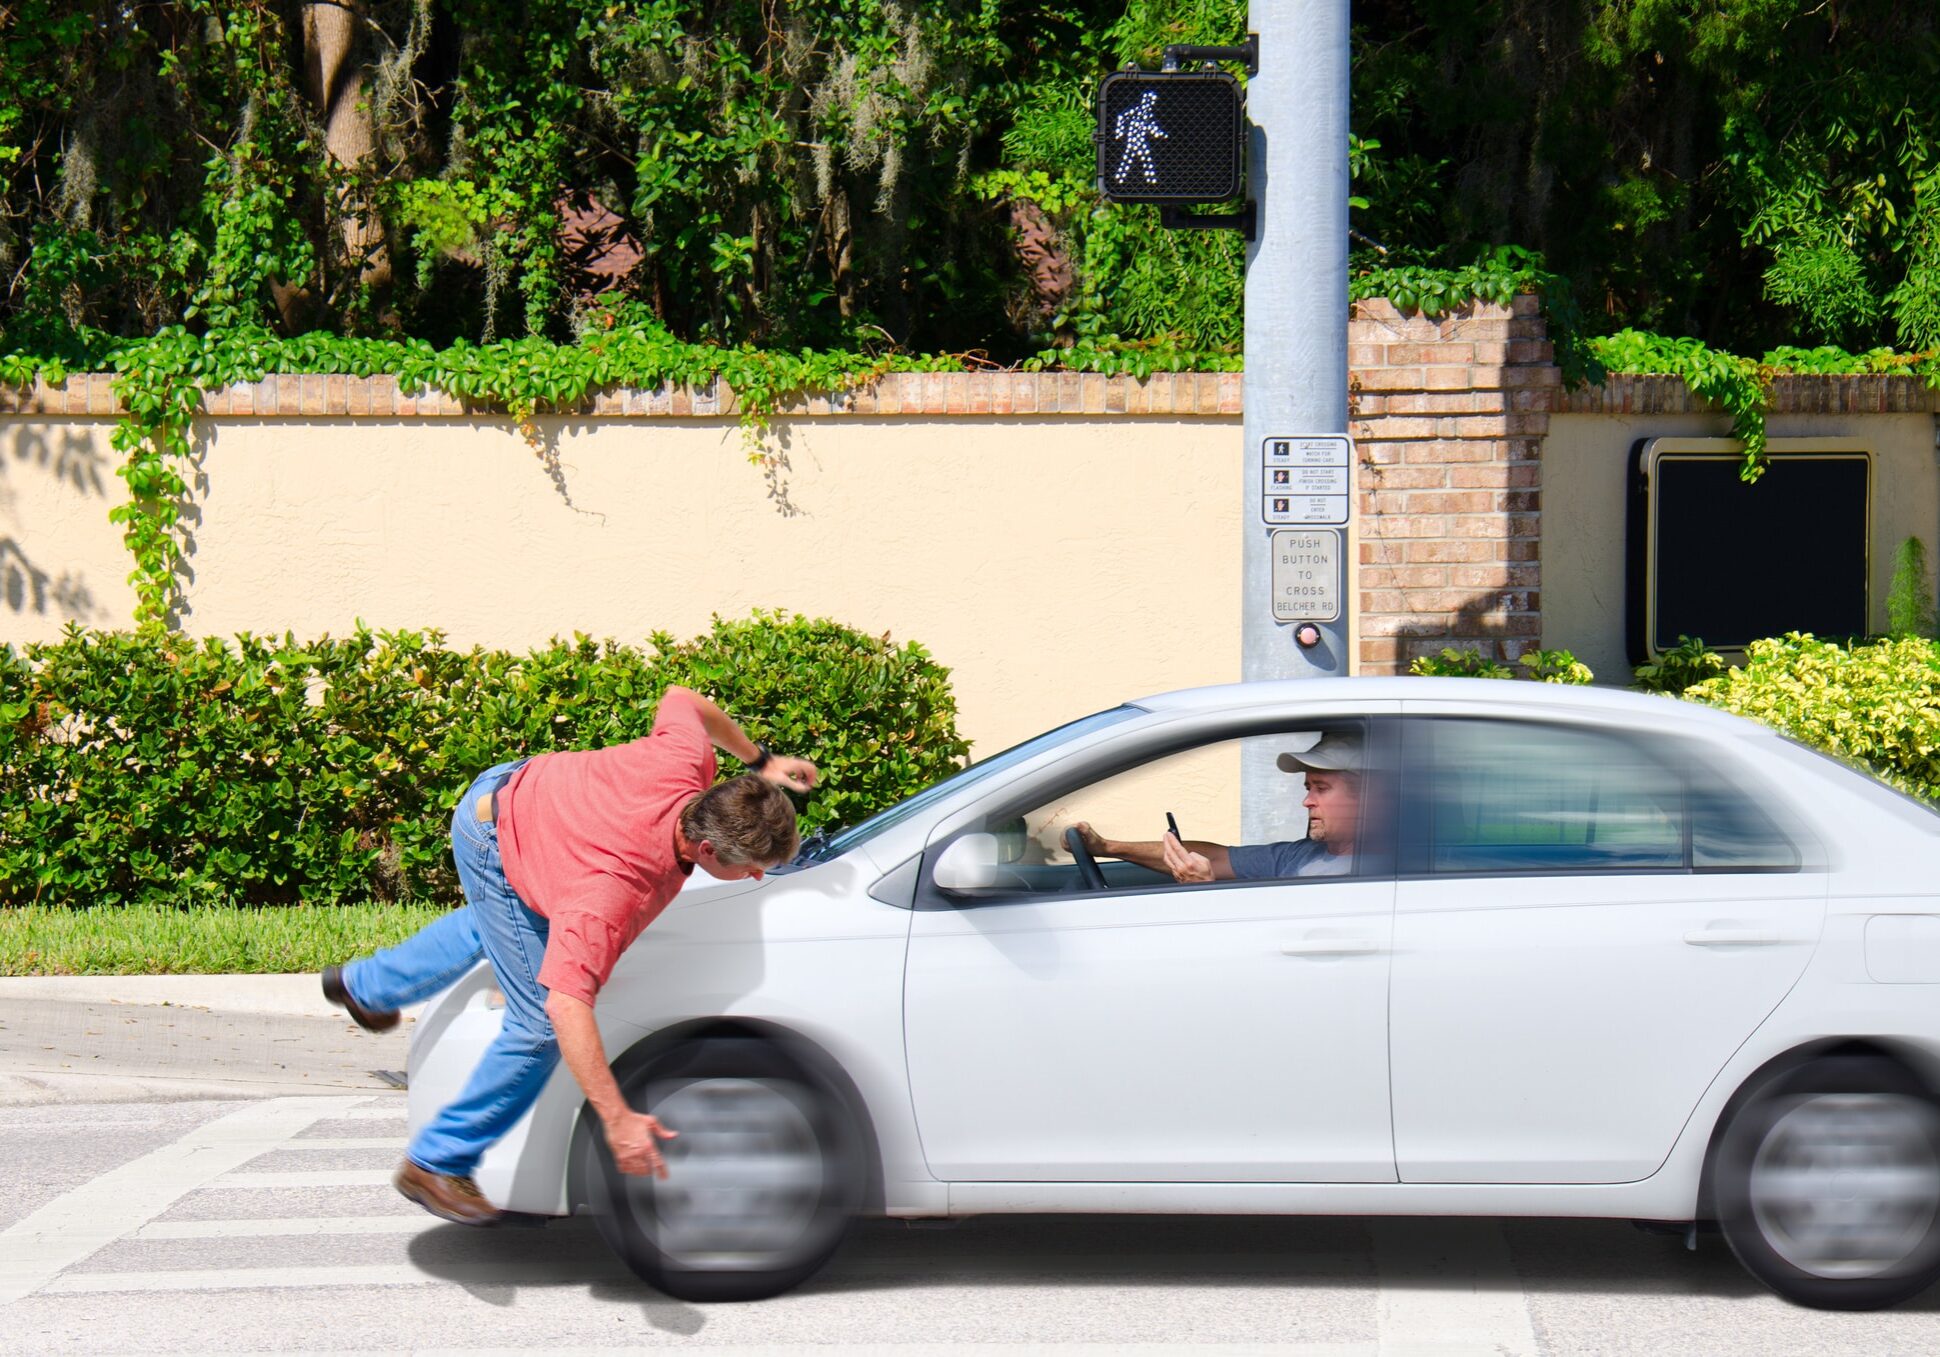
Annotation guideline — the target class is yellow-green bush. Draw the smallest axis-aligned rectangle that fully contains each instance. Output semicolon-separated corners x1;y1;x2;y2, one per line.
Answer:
1685;633;1940;802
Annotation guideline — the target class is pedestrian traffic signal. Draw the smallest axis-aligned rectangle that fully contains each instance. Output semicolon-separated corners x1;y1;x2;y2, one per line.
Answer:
1095;70;1245;205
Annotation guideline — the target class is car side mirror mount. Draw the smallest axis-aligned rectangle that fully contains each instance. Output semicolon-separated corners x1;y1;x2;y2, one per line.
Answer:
931;833;1002;892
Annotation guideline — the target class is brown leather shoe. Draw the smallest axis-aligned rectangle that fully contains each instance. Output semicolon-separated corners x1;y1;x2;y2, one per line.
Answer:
321;965;400;1033
393;1160;502;1226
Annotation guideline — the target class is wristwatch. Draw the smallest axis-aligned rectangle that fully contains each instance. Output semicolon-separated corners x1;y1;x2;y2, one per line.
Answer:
748;743;774;772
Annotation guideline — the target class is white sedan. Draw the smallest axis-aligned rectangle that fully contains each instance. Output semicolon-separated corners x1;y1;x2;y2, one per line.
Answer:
407;677;1940;1309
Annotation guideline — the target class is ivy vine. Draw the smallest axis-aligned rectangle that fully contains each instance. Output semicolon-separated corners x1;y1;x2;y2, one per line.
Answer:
0;300;961;628
1585;331;1940;483
11;269;1940;628
1354;249;1940;485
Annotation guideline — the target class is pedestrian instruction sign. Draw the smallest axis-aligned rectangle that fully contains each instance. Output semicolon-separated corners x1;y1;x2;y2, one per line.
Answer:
1095;70;1244;204
1271;530;1341;622
1262;435;1350;526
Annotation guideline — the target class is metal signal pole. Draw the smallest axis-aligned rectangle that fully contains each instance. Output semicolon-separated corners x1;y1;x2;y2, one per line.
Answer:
1240;0;1352;842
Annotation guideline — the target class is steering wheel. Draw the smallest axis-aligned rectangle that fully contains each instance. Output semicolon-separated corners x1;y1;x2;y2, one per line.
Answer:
1063;826;1108;891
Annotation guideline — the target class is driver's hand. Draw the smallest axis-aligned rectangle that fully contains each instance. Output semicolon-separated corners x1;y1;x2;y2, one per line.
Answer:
1161;831;1214;883
1071;821;1109;857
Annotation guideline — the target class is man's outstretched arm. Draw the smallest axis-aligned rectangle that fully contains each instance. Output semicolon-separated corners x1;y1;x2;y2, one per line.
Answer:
1071;823;1236;882
548;990;677;1178
662;685;817;791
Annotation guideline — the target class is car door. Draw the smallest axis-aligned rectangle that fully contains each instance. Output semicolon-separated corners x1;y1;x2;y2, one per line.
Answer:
1389;708;1827;1184
903;715;1398;1183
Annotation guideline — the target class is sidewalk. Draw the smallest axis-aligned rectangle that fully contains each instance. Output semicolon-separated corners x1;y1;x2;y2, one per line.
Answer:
0;975;421;1104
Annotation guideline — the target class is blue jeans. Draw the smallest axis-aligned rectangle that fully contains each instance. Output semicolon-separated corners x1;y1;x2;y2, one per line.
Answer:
343;759;560;1178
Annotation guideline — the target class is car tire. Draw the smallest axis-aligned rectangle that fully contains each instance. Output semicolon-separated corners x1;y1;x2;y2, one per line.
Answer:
579;1036;864;1302
1713;1055;1940;1310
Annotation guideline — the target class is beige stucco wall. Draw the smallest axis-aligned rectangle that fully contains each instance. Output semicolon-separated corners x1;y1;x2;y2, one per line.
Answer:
1544;412;1940;684
1;414;1245;757
0;418;134;631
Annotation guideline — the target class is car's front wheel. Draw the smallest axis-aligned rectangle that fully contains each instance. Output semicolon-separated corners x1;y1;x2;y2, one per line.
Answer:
578;1036;865;1301
1713;1055;1940;1310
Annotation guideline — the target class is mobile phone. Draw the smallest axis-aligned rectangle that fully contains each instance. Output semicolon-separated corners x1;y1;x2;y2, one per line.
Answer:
1165;812;1183;842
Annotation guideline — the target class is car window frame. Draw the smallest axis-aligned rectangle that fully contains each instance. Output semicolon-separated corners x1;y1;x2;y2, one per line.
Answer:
915;712;1400;911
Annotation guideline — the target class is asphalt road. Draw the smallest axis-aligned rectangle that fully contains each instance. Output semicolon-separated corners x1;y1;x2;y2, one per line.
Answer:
4;1093;1940;1356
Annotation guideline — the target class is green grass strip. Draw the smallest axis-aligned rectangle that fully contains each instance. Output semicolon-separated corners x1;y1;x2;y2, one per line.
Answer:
0;902;451;976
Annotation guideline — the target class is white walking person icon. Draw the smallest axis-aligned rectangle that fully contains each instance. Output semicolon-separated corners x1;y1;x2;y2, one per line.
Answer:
1114;90;1168;184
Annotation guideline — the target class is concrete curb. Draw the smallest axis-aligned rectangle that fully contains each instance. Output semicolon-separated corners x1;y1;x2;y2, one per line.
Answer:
0;974;429;1019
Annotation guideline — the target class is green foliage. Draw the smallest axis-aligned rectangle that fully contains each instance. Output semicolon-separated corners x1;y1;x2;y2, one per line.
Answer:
1351;246;1604;386
1408;646;1591;682
1888;537;1937;641
1408;648;1514;680
1;902;449;976
0;0;1022;352
1354;1;1940;355
1590;330;1770;480
1685;633;1940;805
1518;649;1594;684
0;613;969;908
6;1;1940;365
1587;330;1940;481
1632;634;1726;696
976;0;1247;355
642;612;970;837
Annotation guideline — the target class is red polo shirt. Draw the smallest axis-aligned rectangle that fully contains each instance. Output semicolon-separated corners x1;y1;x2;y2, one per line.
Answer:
495;689;718;1005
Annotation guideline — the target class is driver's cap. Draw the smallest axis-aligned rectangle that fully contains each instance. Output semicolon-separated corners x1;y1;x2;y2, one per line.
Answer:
1276;733;1363;775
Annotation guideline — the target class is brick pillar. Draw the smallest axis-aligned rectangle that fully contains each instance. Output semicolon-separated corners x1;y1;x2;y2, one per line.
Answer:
1349;294;1559;675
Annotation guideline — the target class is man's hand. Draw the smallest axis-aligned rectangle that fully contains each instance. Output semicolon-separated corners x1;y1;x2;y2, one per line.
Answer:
1161;831;1215;884
604;1108;680;1178
761;755;818;793
1071;821;1111;857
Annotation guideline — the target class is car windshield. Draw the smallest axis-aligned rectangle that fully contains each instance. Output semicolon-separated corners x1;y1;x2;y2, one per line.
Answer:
792;705;1143;865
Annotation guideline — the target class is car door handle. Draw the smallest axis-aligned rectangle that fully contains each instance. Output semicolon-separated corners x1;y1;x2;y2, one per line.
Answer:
1683;927;1784;947
1280;938;1384;957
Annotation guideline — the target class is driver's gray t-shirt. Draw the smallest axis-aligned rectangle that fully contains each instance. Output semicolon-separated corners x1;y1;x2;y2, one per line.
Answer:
1227;839;1351;880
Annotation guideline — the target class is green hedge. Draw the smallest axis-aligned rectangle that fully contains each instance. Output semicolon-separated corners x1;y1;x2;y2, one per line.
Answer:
0;612;969;908
1685;633;1940;803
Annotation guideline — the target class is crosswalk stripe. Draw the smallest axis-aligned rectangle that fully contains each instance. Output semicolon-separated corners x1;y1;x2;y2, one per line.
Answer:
41;1258;629;1294
0;1095;369;1305
330;1104;407;1120
135;1216;433;1240
271;1136;399;1149
1371;1220;1539;1357
202;1170;395;1188
83;1345;1373;1356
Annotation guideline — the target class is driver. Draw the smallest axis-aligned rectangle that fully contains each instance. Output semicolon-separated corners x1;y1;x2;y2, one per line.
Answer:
1072;733;1362;884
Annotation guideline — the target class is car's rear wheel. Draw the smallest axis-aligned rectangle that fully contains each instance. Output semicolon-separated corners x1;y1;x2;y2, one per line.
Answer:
579;1037;864;1301
1714;1055;1940;1310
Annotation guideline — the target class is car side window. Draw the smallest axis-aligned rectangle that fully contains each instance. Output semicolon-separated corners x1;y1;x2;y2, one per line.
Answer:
1419;718;1684;874
935;721;1378;901
1689;775;1801;872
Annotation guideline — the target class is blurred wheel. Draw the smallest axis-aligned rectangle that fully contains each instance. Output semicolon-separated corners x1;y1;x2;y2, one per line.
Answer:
1714;1056;1940;1309
580;1037;863;1301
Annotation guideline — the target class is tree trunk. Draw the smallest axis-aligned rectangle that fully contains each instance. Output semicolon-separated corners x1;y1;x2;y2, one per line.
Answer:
302;0;390;292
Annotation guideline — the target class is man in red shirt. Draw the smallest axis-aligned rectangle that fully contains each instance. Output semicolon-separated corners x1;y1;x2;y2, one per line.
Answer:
323;686;817;1225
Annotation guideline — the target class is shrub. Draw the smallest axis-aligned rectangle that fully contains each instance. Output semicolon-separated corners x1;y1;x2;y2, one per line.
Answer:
1408;647;1514;680
1633;634;1727;695
0;612;969;908
1684;633;1940;802
1408;646;1593;683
